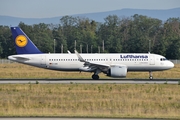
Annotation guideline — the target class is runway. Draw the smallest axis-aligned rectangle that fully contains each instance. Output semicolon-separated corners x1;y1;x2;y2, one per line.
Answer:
0;78;179;84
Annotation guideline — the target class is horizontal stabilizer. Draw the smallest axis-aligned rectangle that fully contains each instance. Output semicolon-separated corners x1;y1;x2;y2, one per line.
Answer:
8;55;30;61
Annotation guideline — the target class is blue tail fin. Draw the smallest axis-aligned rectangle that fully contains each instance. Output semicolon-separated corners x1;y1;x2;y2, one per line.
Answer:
11;27;42;54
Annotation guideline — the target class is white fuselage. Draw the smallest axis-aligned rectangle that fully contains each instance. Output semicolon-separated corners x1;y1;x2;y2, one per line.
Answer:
8;53;174;72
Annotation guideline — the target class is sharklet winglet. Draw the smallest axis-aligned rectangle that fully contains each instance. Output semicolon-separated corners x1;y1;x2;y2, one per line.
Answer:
74;50;86;62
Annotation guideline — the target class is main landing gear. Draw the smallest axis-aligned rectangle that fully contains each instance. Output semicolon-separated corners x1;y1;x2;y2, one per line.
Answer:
149;71;153;80
92;74;99;80
92;69;101;80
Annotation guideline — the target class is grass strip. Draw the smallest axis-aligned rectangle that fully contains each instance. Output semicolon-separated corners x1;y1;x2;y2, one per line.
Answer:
0;84;180;118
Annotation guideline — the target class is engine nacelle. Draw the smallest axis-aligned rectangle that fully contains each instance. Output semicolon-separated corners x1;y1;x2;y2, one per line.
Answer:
107;64;127;77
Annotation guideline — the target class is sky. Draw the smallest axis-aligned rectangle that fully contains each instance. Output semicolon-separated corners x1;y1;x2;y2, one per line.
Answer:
0;0;180;18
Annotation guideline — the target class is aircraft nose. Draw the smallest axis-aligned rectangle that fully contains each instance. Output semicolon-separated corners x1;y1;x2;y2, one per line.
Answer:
169;61;174;68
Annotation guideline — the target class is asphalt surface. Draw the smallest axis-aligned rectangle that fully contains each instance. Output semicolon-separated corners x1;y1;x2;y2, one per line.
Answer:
0;78;179;84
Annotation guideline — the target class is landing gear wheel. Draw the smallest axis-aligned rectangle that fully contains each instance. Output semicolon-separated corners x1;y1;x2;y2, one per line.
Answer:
92;74;99;80
149;76;153;80
149;71;153;80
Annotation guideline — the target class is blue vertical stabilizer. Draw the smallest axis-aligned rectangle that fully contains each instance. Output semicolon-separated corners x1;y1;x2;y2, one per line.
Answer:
11;27;42;54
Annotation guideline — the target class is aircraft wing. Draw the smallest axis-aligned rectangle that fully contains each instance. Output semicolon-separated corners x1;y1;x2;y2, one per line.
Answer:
75;50;110;72
85;62;109;68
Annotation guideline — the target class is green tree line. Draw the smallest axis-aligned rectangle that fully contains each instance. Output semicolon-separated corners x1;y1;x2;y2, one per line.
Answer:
0;14;180;59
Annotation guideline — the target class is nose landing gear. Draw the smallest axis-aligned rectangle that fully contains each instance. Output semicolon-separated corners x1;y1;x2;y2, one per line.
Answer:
149;71;153;80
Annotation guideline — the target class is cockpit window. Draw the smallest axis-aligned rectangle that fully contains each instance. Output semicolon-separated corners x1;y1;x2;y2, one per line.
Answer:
160;58;167;61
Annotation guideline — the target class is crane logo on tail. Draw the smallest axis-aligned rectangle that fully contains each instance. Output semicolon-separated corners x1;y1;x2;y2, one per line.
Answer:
15;35;28;47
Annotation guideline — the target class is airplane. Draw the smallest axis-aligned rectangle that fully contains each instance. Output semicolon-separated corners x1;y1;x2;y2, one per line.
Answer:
8;27;174;80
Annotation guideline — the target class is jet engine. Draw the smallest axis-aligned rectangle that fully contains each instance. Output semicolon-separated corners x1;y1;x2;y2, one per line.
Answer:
107;65;127;77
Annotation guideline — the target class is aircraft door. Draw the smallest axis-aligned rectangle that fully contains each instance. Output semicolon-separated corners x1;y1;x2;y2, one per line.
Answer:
41;55;46;65
149;55;155;65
